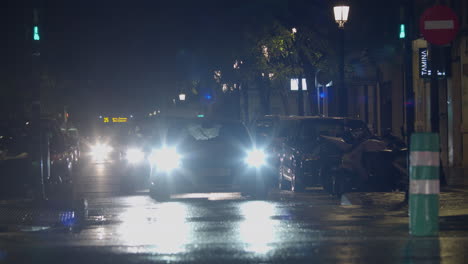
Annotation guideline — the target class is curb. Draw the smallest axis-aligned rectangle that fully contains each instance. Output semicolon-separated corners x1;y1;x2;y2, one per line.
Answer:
340;192;406;207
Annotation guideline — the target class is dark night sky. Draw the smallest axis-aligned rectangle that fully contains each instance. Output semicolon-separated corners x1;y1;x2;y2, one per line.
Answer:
3;0;400;118
4;0;254;116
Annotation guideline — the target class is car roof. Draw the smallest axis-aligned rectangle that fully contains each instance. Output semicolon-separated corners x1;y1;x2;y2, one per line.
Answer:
259;115;363;122
158;116;244;125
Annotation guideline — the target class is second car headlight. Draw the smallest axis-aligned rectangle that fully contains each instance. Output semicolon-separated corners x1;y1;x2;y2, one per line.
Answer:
149;147;181;172
245;149;267;168
126;148;145;164
90;143;113;161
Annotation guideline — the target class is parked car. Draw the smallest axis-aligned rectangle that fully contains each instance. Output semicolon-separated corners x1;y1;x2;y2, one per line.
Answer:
0;118;76;200
274;116;369;192
148;117;275;201
65;126;81;166
0;120;32;199
41;118;77;199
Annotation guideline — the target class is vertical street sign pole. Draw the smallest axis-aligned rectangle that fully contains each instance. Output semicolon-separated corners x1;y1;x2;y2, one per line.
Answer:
419;5;459;133
430;45;440;133
404;1;414;141
31;8;45;200
402;1;415;203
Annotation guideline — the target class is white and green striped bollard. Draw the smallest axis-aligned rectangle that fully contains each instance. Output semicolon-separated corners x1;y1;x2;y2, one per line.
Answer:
409;133;440;236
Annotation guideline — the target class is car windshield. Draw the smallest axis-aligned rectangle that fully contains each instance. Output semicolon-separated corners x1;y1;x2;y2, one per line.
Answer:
167;119;250;144
255;119;275;138
302;120;345;139
301;119;368;139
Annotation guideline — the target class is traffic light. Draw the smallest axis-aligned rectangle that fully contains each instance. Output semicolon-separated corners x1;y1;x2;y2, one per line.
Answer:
399;24;406;39
33;26;40;41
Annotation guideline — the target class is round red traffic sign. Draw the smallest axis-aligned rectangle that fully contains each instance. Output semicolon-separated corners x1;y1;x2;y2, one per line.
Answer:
420;5;459;46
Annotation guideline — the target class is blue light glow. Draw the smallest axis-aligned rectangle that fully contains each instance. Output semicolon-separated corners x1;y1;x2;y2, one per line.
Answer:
60;211;76;227
320;92;326;98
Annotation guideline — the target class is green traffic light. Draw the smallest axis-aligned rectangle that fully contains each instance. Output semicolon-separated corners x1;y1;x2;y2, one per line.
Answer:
399;24;405;39
33;26;40;41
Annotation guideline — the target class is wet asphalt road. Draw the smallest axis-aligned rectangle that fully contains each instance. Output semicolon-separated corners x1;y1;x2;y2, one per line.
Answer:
1;161;468;263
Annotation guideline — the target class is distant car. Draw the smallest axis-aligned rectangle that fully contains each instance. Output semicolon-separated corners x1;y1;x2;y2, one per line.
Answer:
148;117;274;201
65;127;81;165
268;116;368;192
81;126;129;164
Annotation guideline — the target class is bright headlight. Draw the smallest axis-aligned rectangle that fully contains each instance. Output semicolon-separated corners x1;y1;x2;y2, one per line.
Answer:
126;148;145;164
245;149;267;168
149;147;181;172
90;143;113;161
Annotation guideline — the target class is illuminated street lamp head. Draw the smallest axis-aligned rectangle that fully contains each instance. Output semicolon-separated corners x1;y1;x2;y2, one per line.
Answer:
333;3;350;28
179;93;186;101
292;27;297;34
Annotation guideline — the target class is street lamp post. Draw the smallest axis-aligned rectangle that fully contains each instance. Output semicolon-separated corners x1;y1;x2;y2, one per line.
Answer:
333;2;350;117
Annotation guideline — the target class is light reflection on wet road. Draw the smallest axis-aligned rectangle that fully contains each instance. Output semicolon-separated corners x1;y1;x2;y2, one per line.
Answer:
1;161;468;263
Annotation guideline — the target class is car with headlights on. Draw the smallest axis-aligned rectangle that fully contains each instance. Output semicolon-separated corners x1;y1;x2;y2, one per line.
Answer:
82;124;132;163
119;126;153;193
148;117;273;201
83;137;118;163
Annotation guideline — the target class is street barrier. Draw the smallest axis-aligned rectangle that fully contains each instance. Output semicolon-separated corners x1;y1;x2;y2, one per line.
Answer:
409;133;439;236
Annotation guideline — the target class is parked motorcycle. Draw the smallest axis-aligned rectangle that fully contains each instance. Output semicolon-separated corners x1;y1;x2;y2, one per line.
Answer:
320;128;408;197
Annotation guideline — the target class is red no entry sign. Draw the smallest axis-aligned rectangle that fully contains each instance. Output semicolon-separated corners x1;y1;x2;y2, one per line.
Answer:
420;5;459;46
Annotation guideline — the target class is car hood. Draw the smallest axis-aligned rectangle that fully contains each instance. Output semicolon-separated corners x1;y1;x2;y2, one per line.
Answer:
175;139;246;167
